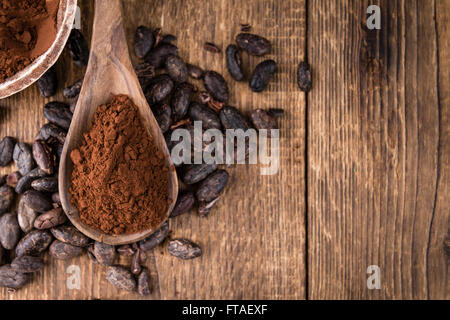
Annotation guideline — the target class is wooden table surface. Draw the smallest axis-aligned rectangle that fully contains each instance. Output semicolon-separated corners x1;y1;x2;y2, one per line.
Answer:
0;0;448;300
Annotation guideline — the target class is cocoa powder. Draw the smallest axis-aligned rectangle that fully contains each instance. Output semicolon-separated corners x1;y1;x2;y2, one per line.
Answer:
0;0;59;82
69;95;170;235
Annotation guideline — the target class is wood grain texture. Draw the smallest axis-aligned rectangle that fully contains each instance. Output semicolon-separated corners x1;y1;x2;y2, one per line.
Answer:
307;0;449;299
0;0;306;299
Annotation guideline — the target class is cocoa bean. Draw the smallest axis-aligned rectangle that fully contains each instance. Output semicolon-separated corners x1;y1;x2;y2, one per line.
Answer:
249;60;276;92
34;208;67;230
0;137;15;167
22;190;52;213
236;33;271;56
17;197;38;233
170;191;195;218
203;71;229;102
138;268;151;296
49;240;84;260
0;265;30;289
138;221;169;251
15;230;53;257
168;239;202;260
0;213;21;250
32;140;56;175
196;170;229;202
90;242;116;266
51;225;90;247
31;177;58;193
13;142;35;175
134;26;155;59
106;265;136;291
11;256;44;273
43;102;73;130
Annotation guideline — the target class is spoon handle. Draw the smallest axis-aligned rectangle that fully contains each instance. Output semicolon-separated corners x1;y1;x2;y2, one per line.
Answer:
91;0;132;71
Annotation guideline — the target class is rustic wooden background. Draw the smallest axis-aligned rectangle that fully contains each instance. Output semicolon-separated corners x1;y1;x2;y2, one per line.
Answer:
0;0;448;300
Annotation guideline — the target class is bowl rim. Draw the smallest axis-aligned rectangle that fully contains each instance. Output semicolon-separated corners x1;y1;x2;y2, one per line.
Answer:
0;0;78;99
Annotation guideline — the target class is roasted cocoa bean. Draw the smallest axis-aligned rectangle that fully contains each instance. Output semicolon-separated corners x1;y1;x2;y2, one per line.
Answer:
134;26;155;59
11;256;44;273
183;164;218;185
145;74;174;104
37;67;58;98
22;190;53;213
138;268;151;296
198;197;221;217
250;109;278;133
0;185;14;214
203;71;229;102
0;265;30;289
297;61;312;92
51;225;90;247
145;43;179;69
170;191;196;218
188;102;222;130
43;102;73;130
153;104;172;133
226;44;244;81
0;213;21;250
63;79;83;99
236;33;271;56
138;221;169;251
187;64;204;79
91;242;116;266
17;197;38;233
106;266;136;291
13;142;35;175
135;62;155;87
196;170;229;202
66;29;89;67
131;250;142;275
34;208;67;230
219;106;249;130
168;239;202;260
31;177;58;193
249;59;276;92
165;55;188;83
39;123;67;144
15;230;53;257
171;83;194;121
32;140;56;175
0;137;15;167
49;240;84;260
15;168;47;194
6;171;21;188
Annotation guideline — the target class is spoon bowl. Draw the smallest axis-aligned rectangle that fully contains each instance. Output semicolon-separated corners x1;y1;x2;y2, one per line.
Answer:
59;0;178;245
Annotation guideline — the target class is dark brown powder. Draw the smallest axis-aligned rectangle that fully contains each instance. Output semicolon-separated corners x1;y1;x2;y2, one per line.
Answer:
69;95;170;235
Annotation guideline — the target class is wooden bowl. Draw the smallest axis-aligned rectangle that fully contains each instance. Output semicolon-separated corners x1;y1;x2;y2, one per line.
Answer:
0;0;78;99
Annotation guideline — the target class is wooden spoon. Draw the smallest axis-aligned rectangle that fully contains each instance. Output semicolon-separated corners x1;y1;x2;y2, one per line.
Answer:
59;0;178;245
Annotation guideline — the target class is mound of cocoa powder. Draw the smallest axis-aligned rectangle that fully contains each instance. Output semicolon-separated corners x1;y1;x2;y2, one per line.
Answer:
0;0;59;82
69;95;170;235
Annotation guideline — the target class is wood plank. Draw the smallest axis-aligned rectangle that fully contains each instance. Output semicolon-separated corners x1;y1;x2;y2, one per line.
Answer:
0;0;306;299
308;0;449;299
